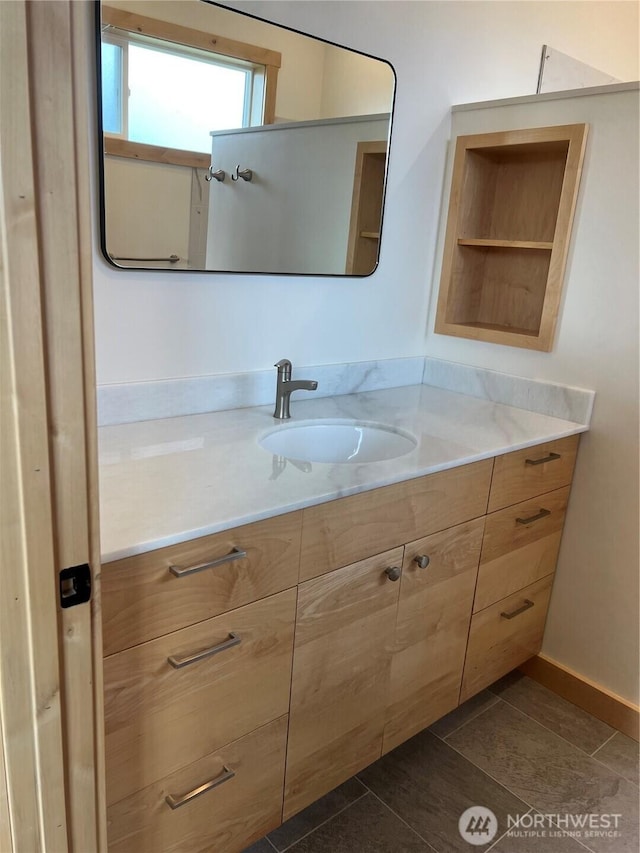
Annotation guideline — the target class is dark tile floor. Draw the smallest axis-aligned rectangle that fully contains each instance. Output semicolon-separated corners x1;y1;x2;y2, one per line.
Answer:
244;672;639;853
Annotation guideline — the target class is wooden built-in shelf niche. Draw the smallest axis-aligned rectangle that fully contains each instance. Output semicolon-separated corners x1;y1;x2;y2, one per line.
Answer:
435;124;588;350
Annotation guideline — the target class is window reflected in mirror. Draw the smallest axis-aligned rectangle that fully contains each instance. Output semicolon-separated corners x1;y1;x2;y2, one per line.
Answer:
97;1;396;275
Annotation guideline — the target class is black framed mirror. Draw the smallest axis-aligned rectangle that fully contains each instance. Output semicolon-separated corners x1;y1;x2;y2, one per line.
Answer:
96;1;396;275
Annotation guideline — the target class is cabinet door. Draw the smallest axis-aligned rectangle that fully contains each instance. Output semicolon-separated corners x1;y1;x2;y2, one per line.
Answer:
284;547;404;820
383;519;484;753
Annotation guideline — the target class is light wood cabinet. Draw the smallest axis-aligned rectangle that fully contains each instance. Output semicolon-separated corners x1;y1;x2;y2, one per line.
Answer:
459;435;578;701
300;459;492;581
435;124;588;350
101;437;579;851
104;589;296;805
284;547;403;819
102;512;300;853
383;518;484;753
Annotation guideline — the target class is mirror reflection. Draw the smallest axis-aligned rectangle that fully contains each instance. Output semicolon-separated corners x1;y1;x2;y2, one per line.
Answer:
98;1;396;275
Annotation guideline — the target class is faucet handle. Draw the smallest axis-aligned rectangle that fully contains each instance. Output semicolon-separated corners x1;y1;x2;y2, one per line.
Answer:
274;358;292;374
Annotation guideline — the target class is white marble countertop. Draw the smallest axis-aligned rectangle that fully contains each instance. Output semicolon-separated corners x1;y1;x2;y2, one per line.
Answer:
98;384;588;563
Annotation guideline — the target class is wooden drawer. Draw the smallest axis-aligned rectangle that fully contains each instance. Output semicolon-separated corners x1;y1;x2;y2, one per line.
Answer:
104;589;296;806
384;518;484;753
107;715;288;853
488;435;578;512
300;459;492;581
460;574;553;702
474;486;569;612
102;511;302;655
284;547;403;820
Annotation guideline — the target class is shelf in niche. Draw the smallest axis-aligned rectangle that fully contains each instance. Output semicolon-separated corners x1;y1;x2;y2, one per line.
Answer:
457;238;553;250
454;321;539;337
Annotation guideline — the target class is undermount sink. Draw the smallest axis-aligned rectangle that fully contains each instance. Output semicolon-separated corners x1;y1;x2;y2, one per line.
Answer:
259;419;417;464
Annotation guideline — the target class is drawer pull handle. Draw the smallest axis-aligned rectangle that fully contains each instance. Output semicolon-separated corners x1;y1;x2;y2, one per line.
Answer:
384;566;402;582
415;555;430;569
525;452;561;466
169;547;247;578
516;508;551;525
501;599;534;620
165;764;235;809
167;632;241;669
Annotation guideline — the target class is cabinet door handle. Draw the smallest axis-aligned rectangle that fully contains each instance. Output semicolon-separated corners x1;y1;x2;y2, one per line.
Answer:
414;555;430;569
384;566;401;582
500;599;534;620
167;632;241;669
169;546;247;577
516;508;551;525
525;452;561;466
165;765;235;809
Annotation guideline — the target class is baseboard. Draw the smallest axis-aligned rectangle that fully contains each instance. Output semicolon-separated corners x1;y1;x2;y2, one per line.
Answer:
520;654;639;742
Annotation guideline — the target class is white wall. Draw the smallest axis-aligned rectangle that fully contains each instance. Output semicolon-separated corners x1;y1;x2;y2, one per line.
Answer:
95;0;638;383
92;2;639;702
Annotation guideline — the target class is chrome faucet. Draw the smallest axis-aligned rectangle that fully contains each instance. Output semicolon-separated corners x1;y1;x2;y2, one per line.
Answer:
273;359;318;419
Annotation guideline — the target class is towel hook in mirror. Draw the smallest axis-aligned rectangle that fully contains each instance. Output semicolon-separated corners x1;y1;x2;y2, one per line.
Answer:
205;167;226;182
231;165;253;182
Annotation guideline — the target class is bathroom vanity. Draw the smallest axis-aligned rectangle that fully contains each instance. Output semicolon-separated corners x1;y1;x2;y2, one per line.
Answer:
98;385;584;852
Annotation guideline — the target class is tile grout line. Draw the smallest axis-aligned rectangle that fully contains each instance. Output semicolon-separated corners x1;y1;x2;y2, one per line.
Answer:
443;705;624;853
492;695;635;785
441;731;538;814
434;694;502;742
432;693;536;814
545;813;597;853
443;698;637;824
270;702;634;853
590;730;618;758
485;807;597;853
357;778;441;853
588;753;640;789
275;789;370;853
485;806;533;852
500;699;638;788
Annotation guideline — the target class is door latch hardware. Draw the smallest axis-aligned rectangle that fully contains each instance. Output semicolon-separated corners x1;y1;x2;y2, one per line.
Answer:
59;563;91;608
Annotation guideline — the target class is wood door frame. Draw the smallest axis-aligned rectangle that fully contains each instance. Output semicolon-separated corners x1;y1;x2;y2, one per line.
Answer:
0;1;104;849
